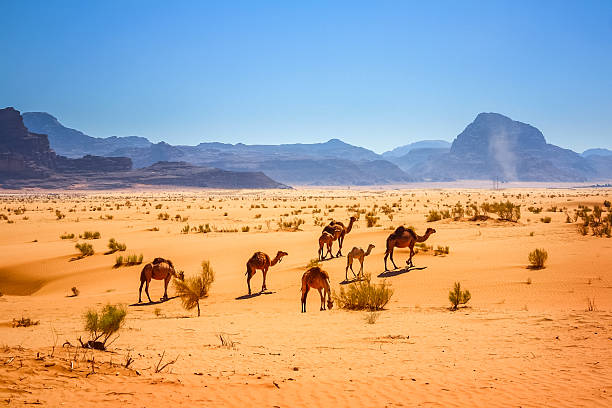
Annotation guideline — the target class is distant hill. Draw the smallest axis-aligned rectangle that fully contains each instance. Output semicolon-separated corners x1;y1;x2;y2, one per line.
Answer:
582;148;612;158
22;112;152;158
382;140;451;158
1;108;288;190
414;112;608;182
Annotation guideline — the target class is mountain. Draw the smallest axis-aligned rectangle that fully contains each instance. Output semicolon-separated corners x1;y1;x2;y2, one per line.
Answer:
386;147;451;174
382;140;451;158
414;112;604;182
582;148;612;158
0;108;288;190
22;112;152;158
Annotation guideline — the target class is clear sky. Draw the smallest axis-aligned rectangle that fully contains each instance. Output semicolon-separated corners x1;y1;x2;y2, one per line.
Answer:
1;0;611;153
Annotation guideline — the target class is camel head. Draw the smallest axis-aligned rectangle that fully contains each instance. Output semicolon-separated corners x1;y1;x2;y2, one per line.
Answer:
350;215;358;222
367;244;375;251
176;270;185;281
275;251;288;263
327;297;334;310
426;228;436;235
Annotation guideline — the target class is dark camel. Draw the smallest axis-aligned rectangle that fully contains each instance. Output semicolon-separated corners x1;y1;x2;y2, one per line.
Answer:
301;266;333;313
318;231;334;260
138;258;178;303
384;227;436;270
245;251;288;295
323;216;357;257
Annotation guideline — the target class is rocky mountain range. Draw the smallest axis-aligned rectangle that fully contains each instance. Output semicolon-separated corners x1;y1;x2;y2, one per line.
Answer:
14;109;612;186
1;108;288;189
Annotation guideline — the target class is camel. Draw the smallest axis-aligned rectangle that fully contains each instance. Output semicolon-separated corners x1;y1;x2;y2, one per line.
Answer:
138;257;178;303
323;216;357;257
318;231;334;260
245;250;288;295
384;227;436;271
345;244;375;280
301;266;333;313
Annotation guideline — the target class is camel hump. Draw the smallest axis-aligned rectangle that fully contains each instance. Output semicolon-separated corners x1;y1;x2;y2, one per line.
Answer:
393;226;405;235
406;228;416;238
152;257;174;269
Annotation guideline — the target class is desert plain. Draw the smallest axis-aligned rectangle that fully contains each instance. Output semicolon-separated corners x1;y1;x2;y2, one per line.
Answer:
0;187;611;407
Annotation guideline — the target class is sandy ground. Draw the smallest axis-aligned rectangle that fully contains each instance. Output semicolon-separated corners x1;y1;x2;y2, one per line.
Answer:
0;188;611;407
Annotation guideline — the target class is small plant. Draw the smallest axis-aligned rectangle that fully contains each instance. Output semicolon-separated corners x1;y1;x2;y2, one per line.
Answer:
364;311;380;324
55;210;65;220
434;245;450;256
365;212;379;228
71;287;80;297
80;231;101;239
334;274;393;311
12;317;40;327
173;260;215;316
586;297;596;312
241;225;250;232
81;304;127;350
306;258;321;269
75;242;94;257
528;248;548;269
153;307;163;317
526;277;532;285
60;232;75;239
540;216;552;223
107;238;126;253
426;210;442;222
114;253;143;267
181;224;190;234
218;333;236;349
448;281;471;310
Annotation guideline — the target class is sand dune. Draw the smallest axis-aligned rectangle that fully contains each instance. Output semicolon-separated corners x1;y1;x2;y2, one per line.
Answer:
1;188;611;406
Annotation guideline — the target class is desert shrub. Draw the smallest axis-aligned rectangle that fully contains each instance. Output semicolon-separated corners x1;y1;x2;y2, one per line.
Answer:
527;206;542;214
155;204;163;209
364;311;380;324
448;281;471;310
492;201;521;222
114;253;143;267
334;274;393;311
427;210;442;222
528;248;548;269
365;211;379;228
241;225;250;232
60;233;75;240
55;210;65;220
306;258;321;269
82;304;127;350
173;260;215;317
181;224;190;234
604;200;611;208
158;212;170;220
278;217;305;231
577;224;589;235
451;202;464;219
194;224;212;233
75;242;94;257
434;246;450;256
540;216;552;223
107;238;126;253
80;231;101;239
12;317;40;327
71;287;80;296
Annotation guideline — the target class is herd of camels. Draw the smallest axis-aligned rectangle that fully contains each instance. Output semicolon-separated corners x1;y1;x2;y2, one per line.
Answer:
138;215;437;312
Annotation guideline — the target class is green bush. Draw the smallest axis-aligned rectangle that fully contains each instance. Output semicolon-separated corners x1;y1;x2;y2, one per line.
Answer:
540;216;552;223
114;253;143;267
107;238;126;253
334;274;393;311
365;211;379;228
427;210;442;222
60;233;75;240
83;304;127;350
492;201;521;222
75;242;94;257
528;248;548;269
80;231;101;240
448;281;471;310
173;260;215;316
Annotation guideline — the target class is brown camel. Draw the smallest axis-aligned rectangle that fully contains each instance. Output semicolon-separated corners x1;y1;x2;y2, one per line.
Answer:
245;250;288;295
301;266;333;313
384;227;436;270
138;257;178;303
345;244;375;280
318;231;334;260
323;216;357;257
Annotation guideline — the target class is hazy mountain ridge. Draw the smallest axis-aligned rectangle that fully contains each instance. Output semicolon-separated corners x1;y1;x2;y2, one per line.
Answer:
20;110;612;184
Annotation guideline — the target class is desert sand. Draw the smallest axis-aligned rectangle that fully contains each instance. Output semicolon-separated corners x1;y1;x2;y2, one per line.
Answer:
0;187;611;407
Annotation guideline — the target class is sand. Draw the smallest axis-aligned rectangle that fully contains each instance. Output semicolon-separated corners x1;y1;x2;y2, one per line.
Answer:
0;188;611;407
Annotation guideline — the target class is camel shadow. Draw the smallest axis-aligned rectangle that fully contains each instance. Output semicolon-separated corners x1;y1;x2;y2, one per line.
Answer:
378;266;427;278
235;290;276;300
318;255;344;262
340;276;367;285
129;296;178;307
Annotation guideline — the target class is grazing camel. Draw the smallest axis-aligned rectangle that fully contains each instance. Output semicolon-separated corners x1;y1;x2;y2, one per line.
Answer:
138;257;178;303
384;227;436;271
323;216;357;257
345;244;375;280
301;266;333;313
318;231;334;260
245;250;288;295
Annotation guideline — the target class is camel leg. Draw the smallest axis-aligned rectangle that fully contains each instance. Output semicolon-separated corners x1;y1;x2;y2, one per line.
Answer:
389;247;398;270
261;267;268;292
407;247;415;268
359;259;364;277
345;258;350;281
144;280;152;303
336;237;343;257
247;271;253;295
301;286;309;313
326;243;333;259
318;288;325;310
162;275;170;300
138;280;145;303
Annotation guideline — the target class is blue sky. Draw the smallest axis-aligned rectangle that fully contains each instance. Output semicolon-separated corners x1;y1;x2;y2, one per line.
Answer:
1;0;611;153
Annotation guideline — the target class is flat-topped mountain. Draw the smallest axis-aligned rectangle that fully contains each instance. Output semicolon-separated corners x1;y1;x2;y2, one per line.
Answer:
382;140;451;158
